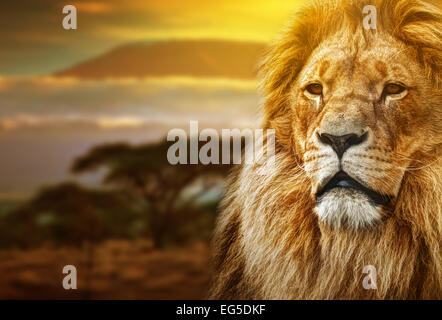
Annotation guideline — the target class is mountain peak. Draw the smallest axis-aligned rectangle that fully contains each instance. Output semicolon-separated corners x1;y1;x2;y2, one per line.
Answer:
55;39;266;80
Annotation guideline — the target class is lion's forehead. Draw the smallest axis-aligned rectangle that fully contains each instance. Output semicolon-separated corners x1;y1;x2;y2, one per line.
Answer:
298;36;418;90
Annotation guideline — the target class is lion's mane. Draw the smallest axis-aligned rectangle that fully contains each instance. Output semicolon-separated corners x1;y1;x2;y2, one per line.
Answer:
210;0;441;299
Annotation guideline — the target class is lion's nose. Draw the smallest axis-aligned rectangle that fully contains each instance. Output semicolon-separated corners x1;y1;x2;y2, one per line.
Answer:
317;132;368;159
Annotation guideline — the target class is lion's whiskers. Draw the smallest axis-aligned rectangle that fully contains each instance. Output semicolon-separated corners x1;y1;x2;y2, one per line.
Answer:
343;161;403;188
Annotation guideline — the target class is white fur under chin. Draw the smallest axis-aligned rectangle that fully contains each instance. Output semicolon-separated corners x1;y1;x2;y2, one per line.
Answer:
314;188;382;229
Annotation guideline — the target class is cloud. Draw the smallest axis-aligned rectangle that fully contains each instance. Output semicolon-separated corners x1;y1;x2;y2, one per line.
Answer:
0;76;259;129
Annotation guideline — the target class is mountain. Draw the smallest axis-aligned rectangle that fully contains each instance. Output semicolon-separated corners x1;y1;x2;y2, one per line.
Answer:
55;40;266;80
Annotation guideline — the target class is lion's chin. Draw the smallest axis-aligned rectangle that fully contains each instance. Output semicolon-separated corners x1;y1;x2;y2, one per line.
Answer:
314;188;382;230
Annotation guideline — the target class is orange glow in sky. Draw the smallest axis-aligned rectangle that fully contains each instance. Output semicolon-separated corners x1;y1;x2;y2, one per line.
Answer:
91;0;306;42
0;0;307;75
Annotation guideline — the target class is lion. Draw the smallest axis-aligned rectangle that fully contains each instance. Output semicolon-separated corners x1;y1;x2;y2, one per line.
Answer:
209;0;441;299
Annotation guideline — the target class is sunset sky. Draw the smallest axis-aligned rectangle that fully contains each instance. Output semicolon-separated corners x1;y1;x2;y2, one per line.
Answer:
0;0;308;196
1;0;305;75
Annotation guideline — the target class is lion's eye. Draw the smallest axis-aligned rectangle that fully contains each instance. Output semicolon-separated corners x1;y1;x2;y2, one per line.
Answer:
383;83;406;95
305;83;323;95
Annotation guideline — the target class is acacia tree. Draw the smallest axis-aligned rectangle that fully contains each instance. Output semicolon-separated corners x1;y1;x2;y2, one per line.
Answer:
71;139;231;248
0;183;137;246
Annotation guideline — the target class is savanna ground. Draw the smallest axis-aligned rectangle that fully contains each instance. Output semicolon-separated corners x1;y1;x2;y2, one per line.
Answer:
0;140;232;300
0;240;210;299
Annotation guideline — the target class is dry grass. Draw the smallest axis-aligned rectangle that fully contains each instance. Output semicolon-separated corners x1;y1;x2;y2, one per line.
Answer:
0;240;210;299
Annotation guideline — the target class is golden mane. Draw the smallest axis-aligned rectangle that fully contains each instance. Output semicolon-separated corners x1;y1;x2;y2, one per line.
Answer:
210;154;441;298
210;0;441;299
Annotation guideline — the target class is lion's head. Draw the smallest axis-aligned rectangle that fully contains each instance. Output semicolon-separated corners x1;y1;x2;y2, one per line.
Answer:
211;0;441;299
261;0;442;230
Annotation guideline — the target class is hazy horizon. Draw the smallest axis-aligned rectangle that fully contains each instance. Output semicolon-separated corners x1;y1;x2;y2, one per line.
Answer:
0;1;306;198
